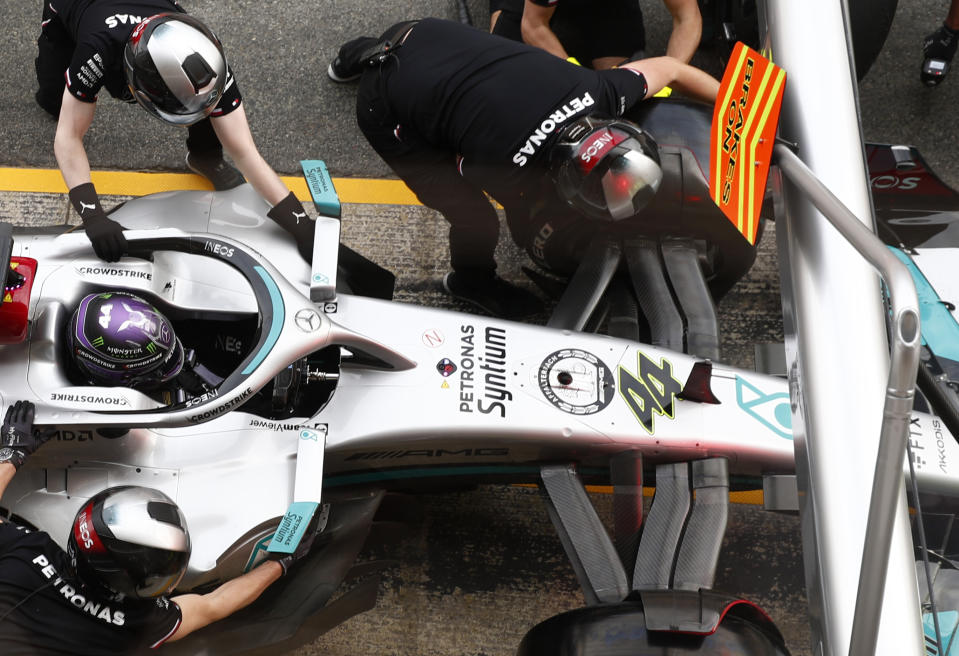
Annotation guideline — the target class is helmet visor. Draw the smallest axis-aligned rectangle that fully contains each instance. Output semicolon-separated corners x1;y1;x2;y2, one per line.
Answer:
601;146;664;220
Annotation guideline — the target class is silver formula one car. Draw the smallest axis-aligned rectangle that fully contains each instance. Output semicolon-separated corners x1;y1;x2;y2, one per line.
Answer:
2;47;959;656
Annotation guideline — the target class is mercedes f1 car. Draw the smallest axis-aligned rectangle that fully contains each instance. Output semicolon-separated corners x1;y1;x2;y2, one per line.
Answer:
1;39;958;656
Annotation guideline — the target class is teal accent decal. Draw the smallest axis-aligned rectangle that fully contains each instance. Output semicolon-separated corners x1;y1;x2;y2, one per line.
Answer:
244;534;274;572
267;501;318;554
924;610;958;655
891;247;959;362
301;160;341;218
241;266;284;375
736;376;792;439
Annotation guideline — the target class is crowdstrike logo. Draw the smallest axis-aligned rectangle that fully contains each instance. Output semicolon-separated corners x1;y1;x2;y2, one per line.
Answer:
512;92;595;167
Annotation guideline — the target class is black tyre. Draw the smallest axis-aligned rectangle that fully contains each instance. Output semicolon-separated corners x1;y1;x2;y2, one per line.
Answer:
517;601;790;656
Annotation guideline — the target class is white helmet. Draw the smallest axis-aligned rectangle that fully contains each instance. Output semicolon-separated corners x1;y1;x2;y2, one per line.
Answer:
550;117;663;221
123;13;228;125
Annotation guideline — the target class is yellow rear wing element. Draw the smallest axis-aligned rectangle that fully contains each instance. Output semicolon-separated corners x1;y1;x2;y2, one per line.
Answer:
709;43;786;245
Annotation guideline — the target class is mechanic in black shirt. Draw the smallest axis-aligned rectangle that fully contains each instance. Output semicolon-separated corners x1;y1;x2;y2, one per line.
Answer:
489;0;702;68
35;2;314;263
327;18;718;318
0;401;314;654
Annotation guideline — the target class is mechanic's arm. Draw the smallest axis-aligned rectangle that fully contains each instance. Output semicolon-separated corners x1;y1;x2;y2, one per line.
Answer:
55;91;128;261
54;90;96;190
622;57;719;103
0;463;15;507
167;560;283;642
211;106;290;206
520;1;568;60
662;0;702;63
0;401;52;508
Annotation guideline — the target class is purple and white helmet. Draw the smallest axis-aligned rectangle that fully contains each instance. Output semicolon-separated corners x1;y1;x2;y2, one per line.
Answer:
69;291;184;387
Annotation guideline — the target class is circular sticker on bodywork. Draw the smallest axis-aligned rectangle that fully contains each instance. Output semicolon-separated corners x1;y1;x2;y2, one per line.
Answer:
538;348;614;415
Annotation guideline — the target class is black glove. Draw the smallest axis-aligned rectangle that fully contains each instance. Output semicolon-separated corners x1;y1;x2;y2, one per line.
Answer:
69;183;128;262
267;192;315;263
272;509;324;576
1;401;52;470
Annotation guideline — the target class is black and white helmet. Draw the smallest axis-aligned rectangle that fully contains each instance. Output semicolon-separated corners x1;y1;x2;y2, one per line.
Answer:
67;486;191;599
123;13;227;125
550;116;663;221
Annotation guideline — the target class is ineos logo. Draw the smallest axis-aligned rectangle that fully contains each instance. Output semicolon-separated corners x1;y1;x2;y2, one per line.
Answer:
870;175;920;190
78;512;94;549
295;309;321;332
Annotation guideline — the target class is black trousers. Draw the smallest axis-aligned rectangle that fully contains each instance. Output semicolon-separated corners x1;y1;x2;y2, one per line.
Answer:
35;2;223;157
342;23;501;274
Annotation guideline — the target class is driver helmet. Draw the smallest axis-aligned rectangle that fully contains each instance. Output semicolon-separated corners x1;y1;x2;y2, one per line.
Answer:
67;486;191;600
123;13;227;125
550;116;663;221
68;291;185;388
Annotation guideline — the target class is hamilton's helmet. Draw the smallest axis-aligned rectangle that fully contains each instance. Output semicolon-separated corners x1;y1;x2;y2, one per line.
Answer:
550;116;663;221
123;13;227;125
67;486;191;599
68;291;184;388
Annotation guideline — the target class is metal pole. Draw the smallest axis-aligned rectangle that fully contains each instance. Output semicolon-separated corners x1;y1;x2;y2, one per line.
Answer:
762;1;925;654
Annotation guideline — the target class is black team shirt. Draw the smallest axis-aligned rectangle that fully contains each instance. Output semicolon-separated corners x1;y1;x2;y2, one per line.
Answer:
0;522;181;655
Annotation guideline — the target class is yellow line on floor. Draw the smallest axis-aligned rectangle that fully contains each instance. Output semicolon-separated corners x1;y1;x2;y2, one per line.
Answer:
513;483;765;506
0;166;422;206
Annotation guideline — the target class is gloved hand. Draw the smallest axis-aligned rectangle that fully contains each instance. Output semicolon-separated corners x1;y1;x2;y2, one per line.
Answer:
69;183;128;262
1;401;52;470
272;509;324;576
267;191;315;263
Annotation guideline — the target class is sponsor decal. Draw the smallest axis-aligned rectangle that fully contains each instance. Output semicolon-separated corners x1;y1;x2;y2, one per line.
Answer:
617;351;682;434
52;429;95;442
436;358;457;377
735;376;792;439
76;266;153;280
105;13;144;29
457;325;512;418
513;92;596;166
187;386;253;422
215;334;243;354
932;417;949;474
422;328;445;348
50;392;129;406
248;418;305;431
530;222;553;264
538;349;614;415
32;554;125;626
871;175;920;191
203;241;235;258
323;302;338;313
577;129;627;174
909;417;928;471
345;447;510;461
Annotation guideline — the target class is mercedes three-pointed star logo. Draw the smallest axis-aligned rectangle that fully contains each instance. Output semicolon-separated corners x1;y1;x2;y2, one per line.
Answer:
294;308;321;332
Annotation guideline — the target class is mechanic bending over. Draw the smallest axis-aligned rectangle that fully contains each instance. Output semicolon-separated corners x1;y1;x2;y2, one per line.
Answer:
328;18;719;319
488;0;702;68
35;1;315;263
0;401;317;654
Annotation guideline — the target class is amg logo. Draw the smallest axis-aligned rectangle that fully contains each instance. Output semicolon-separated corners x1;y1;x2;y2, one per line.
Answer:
345;447;509;461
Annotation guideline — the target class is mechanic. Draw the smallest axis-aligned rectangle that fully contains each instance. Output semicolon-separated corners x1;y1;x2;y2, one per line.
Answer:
921;0;959;85
488;0;702;68
0;400;316;654
327;18;718;318
35;2;314;263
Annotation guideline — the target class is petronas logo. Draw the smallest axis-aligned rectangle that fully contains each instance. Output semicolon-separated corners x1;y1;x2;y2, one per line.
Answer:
91;336;105;347
146;342;157;354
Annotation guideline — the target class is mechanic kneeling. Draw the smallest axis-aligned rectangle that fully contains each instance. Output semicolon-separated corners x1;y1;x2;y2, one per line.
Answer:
0;401;315;654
